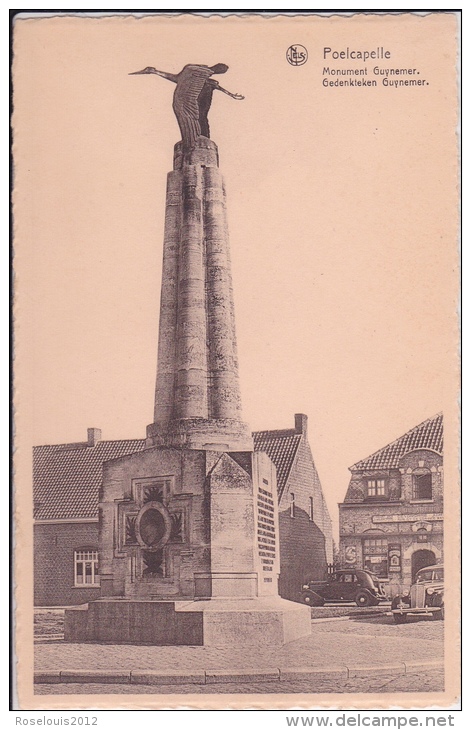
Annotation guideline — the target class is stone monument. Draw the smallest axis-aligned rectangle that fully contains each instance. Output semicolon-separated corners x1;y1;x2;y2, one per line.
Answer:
64;64;311;646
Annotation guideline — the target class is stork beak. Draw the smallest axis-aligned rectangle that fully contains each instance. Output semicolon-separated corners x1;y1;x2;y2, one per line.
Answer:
129;68;150;75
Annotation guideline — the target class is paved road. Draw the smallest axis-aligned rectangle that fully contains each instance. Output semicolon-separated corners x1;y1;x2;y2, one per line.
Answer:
34;669;444;695
313;613;443;641
35;615;444;675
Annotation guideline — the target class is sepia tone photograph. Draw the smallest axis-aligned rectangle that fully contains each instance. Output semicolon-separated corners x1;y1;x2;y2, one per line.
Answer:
13;11;460;710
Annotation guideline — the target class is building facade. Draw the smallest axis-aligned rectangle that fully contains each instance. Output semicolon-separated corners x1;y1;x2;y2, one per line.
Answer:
34;414;332;606
339;413;443;596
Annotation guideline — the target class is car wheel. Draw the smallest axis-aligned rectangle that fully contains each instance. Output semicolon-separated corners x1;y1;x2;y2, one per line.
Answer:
355;590;373;607
432;605;444;621
393;613;408;624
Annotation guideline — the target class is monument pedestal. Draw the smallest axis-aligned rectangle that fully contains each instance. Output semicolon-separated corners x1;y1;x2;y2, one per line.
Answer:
176;597;311;647
64;446;311;646
65;596;311;646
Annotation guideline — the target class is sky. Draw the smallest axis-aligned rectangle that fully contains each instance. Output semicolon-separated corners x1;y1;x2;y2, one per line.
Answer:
14;12;458;539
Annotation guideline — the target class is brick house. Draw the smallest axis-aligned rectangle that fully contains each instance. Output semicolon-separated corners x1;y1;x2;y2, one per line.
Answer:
339;413;443;596
33;431;145;607
34;414;332;606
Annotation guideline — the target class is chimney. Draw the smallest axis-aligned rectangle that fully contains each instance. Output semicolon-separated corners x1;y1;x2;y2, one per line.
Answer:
294;413;308;436
87;428;102;447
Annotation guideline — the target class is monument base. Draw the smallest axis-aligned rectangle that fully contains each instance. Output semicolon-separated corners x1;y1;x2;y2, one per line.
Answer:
178;597;312;647
64;597;311;647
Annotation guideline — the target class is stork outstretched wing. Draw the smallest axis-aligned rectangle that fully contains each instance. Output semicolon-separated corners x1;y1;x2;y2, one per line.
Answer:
173;65;215;149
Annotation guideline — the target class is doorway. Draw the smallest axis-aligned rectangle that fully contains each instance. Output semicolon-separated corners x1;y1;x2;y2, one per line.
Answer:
411;549;436;581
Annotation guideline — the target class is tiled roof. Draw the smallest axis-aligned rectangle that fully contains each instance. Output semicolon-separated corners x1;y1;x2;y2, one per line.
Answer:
351;413;443;471
34;425;304;520
253;429;301;497
33;439;146;520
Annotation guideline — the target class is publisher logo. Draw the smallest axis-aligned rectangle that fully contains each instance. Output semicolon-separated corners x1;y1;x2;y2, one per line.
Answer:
286;45;308;66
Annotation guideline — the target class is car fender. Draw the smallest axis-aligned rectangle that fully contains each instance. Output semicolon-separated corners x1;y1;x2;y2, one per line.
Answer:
301;589;325;607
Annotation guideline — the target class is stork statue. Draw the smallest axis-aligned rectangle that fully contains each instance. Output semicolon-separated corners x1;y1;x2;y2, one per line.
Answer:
130;63;244;150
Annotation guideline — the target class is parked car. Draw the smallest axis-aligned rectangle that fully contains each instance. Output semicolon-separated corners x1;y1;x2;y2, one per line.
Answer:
391;564;444;623
301;569;386;607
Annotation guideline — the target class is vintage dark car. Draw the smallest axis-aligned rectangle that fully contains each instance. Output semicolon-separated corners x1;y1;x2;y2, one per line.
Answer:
301;568;386;607
391;564;444;623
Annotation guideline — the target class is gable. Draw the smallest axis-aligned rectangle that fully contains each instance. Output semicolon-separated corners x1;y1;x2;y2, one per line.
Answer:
351;413;443;471
253;430;301;498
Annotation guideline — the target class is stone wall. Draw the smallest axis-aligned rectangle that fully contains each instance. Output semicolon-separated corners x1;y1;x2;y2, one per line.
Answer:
99;445;278;602
100;446;210;599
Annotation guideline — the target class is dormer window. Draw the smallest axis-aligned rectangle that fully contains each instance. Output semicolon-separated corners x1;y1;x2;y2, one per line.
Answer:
367;479;386;498
412;470;432;500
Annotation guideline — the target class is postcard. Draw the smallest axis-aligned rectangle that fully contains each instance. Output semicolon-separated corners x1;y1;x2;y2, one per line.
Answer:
13;11;460;710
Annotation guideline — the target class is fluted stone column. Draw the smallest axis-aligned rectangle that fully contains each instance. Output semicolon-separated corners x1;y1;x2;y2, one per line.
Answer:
204;167;242;420
174;163;208;420
153;170;181;429
148;137;252;451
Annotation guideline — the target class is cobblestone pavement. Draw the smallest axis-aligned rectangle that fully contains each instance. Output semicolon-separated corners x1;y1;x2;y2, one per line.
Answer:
313;614;444;641
34;669;444;695
35;616;443;674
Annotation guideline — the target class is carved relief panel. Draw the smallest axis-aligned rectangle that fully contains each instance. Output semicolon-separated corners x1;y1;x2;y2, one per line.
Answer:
116;476;189;585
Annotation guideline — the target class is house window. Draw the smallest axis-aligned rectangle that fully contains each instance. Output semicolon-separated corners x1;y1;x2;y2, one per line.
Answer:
309;496;314;521
363;538;388;578
74;550;99;586
417;531;429;543
367;479;386;498
412;471;432;500
290;493;295;518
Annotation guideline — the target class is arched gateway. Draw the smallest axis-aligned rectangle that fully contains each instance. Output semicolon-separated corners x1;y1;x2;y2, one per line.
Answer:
411;549;437;582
